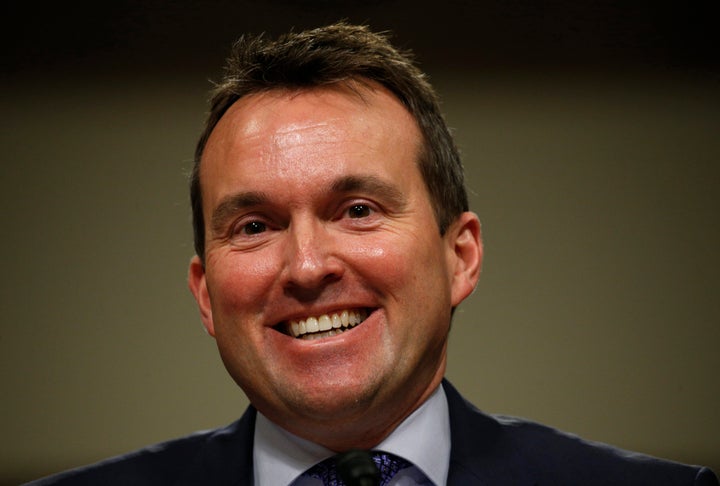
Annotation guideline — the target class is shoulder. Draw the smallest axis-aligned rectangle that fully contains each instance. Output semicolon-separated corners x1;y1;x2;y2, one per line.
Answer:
23;411;256;486
494;414;717;485
24;430;215;486
442;380;718;485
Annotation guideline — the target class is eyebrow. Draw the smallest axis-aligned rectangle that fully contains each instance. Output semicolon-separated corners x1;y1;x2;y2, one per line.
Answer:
330;174;407;209
209;174;408;234
210;191;270;236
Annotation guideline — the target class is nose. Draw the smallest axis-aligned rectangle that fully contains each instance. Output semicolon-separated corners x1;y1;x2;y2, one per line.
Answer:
281;218;343;298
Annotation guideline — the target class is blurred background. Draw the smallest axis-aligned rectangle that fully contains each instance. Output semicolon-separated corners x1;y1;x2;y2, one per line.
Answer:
2;1;718;483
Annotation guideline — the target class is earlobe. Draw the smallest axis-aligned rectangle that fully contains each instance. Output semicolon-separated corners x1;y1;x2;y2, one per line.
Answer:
448;212;483;307
188;255;216;337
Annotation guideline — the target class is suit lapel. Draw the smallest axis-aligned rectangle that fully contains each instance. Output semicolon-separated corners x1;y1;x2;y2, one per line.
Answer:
444;380;537;486
172;383;537;485
174;406;256;486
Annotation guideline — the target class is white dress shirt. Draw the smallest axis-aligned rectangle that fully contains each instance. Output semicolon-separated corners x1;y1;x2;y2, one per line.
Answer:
253;384;451;486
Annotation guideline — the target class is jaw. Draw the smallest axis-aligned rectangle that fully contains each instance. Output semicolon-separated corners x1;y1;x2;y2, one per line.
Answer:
217;294;450;451
256;354;448;452
242;313;449;451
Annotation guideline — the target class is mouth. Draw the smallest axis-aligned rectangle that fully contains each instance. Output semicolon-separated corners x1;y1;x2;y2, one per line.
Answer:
279;308;370;340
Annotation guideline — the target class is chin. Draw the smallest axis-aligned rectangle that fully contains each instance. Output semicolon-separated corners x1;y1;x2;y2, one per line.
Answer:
286;376;383;420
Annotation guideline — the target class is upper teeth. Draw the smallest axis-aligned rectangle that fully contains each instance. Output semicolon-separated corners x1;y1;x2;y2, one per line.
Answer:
288;309;368;339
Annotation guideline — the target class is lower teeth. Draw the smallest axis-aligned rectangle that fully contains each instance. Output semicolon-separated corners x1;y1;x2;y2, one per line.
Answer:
300;328;347;340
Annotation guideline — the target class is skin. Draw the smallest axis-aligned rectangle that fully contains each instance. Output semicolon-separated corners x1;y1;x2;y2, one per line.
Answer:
188;81;483;451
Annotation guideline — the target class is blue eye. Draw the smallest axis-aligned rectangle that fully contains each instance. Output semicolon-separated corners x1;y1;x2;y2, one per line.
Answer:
348;204;372;218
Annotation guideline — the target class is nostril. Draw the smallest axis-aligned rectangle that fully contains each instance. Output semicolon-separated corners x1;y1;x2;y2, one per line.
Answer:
283;283;331;302
282;257;344;295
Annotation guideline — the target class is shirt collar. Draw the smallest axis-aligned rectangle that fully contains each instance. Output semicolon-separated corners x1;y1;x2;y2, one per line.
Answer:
253;384;451;486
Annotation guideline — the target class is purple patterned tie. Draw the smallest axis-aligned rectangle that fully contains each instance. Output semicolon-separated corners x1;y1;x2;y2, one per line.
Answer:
302;450;411;486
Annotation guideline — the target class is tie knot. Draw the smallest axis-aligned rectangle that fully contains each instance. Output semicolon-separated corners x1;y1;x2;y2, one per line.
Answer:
301;450;411;486
372;451;411;483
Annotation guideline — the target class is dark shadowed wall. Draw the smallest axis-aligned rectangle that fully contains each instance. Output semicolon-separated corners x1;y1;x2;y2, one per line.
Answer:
2;1;718;484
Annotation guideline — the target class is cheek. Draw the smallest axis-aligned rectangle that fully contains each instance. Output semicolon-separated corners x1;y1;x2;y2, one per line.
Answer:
346;233;445;294
344;239;409;285
207;250;280;312
346;243;399;273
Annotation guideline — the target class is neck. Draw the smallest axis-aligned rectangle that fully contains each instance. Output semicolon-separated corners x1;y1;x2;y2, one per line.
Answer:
264;370;445;452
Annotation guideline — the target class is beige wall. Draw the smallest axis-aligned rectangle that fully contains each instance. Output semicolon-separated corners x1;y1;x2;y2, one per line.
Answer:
2;68;718;483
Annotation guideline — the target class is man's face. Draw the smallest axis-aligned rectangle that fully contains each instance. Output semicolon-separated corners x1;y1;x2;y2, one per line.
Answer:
189;83;481;448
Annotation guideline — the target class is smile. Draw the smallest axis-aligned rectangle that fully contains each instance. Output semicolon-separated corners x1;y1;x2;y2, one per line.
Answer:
285;309;369;340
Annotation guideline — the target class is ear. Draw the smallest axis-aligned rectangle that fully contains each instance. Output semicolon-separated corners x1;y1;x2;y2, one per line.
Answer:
446;212;483;307
188;255;216;337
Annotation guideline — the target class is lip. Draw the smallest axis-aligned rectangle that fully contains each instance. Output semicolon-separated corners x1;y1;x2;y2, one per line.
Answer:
272;307;376;338
264;306;385;378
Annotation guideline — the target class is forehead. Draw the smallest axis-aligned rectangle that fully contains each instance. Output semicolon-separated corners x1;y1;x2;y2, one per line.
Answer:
200;83;424;198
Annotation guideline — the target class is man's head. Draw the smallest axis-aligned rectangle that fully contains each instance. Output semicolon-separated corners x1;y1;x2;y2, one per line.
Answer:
188;23;482;451
191;22;468;262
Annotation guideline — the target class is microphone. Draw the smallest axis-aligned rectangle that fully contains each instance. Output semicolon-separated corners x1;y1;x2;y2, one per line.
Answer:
336;449;380;486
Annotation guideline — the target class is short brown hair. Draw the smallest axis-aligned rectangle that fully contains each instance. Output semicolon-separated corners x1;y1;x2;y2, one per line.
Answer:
191;22;468;260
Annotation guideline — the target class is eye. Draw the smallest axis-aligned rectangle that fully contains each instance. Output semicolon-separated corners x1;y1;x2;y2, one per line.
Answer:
235;220;267;236
347;204;372;218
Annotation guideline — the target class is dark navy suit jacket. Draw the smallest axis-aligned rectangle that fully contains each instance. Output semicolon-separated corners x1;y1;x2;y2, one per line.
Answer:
26;380;718;485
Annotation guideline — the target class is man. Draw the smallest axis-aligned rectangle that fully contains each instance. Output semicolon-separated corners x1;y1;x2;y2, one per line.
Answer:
27;23;717;486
